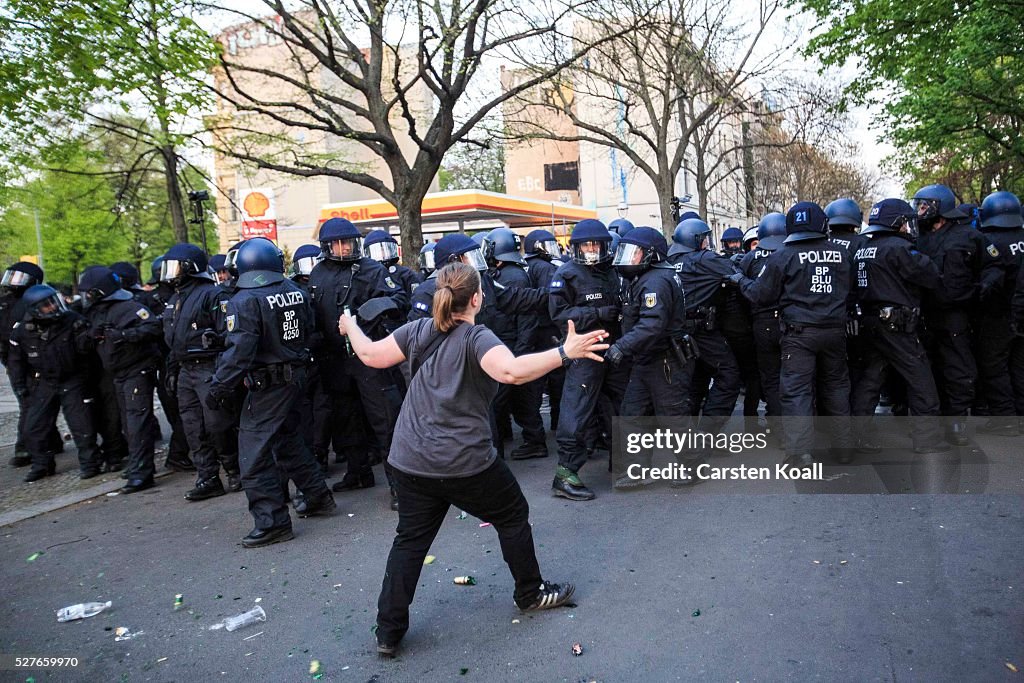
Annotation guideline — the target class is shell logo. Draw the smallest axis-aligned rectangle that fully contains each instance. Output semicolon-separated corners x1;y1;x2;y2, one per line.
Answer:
243;191;271;218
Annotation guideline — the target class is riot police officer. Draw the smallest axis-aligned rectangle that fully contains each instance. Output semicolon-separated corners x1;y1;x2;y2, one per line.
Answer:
524;229;565;433
210;241;246;492
110;262;147;298
913;184;1004;444
209;254;230;283
1;261;46;467
720;227;744;256
604;227;698;488
8;285;101;481
484;228;547;459
208;238;335;548
849;199;946;452
418;242;436;279
974;191;1024;433
290;244;331;473
669;218;741;431
136;255;192;472
364;230;421;295
608;218;634;238
79;266;164;491
548;220;628;500
824;199;868;256
737;213;787;433
162;243;230;501
732;202;854;464
309;218;407;506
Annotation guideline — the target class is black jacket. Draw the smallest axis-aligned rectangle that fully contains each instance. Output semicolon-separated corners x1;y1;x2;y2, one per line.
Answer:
85;291;162;376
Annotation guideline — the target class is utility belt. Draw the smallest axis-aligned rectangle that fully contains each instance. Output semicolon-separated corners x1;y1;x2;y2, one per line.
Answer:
245;363;302;392
182;355;217;365
752;308;780;321
685;305;717;332
780;320;844;334
874;305;920;333
668;334;700;365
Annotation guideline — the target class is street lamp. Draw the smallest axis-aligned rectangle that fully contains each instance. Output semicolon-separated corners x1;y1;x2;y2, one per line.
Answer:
617;202;629;218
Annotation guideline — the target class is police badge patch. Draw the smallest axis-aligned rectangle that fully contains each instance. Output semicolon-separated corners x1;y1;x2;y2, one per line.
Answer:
136;308;150;320
987;244;1000;258
385;277;397;289
220;301;228;313
644;292;657;308
226;315;236;332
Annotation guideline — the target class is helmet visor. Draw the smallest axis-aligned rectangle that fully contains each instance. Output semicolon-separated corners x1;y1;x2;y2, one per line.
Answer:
612;243;647;267
160;259;187;283
537;239;561;257
1;270;36;288
224;249;240;272
293;255;321;276
572;240;610;265
31;292;67;320
460;248;489;272
366;241;399;263
326;237;362;261
419;249;436;272
912;198;940;222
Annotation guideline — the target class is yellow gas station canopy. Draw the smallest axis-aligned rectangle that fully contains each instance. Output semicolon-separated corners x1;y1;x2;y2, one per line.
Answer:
319;189;595;231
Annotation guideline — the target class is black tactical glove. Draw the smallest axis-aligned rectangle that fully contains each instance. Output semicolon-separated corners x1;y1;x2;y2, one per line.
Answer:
596;305;619;322
726;272;744;286
205;382;232;411
604;344;624;366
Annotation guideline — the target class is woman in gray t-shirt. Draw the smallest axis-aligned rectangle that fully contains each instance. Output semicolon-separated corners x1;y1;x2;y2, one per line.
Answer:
338;261;608;657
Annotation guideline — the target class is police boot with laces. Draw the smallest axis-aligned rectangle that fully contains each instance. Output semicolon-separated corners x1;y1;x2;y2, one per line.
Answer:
551;466;595;501
23;461;56;483
184;475;226;501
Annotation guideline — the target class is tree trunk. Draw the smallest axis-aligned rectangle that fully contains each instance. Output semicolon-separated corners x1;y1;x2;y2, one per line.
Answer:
657;175;677;236
159;144;188;243
394;174;433;269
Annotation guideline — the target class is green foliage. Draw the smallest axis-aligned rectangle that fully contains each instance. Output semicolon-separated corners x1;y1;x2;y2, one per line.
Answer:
0;132;194;286
800;0;1024;199
439;140;507;193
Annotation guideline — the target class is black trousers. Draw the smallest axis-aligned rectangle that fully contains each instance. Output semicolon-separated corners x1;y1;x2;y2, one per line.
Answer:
491;381;546;452
176;360;221;481
325;355;402;478
973;315;1015;417
556;357;628;472
113;370;159;482
921;312;976;416
208;384;244;475
239;369;329;530
542;366;565;431
723;328;762;417
301;362;333;463
851;319;942;447
691;329;741;419
376;459;543;645
752;313;783;420
24;375;99;474
621;356;694;417
93;368;128;464
779;325;852;456
155;358;190;462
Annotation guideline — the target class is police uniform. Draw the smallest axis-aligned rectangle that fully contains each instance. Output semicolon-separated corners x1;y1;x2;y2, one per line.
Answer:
738;245;783;423
292;272;333;472
974;213;1024;427
669;249;741;426
84;284;163;486
525;250;564;432
916;217;1003;418
210;267;333;540
549;259;628;475
491;262;546;457
8;304;100;479
308;255;408;487
736;203;854;461
163;276;227;493
849;201;945;450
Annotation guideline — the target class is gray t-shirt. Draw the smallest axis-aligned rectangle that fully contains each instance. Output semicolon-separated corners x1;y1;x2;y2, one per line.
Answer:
389;318;504;478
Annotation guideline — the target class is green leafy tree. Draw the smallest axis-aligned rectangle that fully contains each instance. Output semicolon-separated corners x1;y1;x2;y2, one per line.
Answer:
0;0;219;241
800;0;1024;199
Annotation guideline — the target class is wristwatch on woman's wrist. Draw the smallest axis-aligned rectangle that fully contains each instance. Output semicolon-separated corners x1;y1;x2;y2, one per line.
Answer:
558;344;572;367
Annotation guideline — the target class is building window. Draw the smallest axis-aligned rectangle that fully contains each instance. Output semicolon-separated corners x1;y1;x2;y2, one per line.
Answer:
228;189;239;222
544;162;579;192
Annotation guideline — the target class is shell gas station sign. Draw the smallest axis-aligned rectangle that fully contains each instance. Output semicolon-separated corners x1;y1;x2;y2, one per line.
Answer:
240;188;278;241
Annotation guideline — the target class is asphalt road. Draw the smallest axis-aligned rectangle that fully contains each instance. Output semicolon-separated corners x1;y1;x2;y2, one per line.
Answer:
1;430;1022;683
